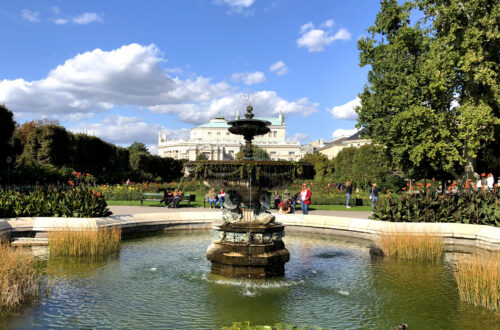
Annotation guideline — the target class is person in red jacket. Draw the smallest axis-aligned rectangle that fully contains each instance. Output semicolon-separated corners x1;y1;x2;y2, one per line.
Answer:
300;183;312;214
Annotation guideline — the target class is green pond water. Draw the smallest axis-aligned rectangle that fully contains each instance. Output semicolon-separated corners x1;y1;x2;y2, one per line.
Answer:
2;230;499;329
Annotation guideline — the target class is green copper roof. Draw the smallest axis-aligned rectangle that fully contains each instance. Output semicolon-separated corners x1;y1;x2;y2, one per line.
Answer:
198;117;282;128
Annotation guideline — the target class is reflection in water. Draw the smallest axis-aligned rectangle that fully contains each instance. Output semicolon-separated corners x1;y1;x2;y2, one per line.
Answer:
1;230;498;329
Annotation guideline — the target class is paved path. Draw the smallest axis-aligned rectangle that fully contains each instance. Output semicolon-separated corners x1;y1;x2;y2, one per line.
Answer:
108;205;372;219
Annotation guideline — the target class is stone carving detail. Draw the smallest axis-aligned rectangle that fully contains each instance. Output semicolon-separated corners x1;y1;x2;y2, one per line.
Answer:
217;229;284;244
255;191;275;224
222;190;243;224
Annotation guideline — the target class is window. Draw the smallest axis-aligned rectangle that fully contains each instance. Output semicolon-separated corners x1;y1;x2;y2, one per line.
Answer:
208;132;212;136
226;132;229;135
229;150;234;154
273;131;277;137
289;152;295;155
270;151;276;155
217;132;221;136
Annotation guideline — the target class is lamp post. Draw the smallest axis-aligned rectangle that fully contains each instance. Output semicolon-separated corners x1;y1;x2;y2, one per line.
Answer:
6;156;12;187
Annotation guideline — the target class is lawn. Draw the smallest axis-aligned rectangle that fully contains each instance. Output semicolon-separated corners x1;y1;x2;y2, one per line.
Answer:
106;199;372;211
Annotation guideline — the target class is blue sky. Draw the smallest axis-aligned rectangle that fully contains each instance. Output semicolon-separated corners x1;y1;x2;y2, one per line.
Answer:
0;0;381;153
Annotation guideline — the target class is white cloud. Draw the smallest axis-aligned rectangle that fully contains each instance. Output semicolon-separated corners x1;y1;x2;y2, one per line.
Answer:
269;61;288;76
214;0;255;14
69;115;169;146
289;132;309;143
0;43;317;126
232;71;266;85
22;9;40;22
332;128;358;140
73;12;102;24
329;97;360;120
150;91;318;124
52;6;60;15
297;20;351;52
54;18;68;25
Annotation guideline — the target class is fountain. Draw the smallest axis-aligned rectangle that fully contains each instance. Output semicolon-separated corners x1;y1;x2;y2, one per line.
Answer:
186;105;314;278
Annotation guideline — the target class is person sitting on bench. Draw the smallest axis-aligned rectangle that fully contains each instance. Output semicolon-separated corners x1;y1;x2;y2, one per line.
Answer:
173;188;183;208
161;189;173;208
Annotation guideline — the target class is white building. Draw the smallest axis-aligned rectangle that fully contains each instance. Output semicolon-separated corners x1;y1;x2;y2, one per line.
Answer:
319;131;372;159
158;113;304;161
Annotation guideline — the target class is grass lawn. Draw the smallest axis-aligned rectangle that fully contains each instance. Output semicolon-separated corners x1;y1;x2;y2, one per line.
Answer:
106;200;372;211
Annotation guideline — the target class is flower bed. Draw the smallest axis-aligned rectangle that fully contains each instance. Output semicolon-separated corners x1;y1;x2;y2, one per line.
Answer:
373;187;500;226
0;187;111;218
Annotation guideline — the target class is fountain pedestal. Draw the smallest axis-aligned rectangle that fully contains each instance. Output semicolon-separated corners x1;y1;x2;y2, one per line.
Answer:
207;223;289;278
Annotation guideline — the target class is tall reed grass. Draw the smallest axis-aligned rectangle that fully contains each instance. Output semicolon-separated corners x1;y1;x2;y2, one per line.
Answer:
0;243;45;310
453;251;500;311
48;226;122;258
376;230;444;262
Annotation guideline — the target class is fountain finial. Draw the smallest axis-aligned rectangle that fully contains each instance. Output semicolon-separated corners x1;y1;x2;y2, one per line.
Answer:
245;105;254;119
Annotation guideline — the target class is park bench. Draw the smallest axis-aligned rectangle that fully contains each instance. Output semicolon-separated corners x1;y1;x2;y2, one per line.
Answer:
140;193;196;207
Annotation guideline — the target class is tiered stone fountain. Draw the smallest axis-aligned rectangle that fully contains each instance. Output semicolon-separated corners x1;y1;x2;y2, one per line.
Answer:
186;105;314;278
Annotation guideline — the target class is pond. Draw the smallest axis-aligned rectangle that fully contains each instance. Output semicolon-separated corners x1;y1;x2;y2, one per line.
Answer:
2;230;499;329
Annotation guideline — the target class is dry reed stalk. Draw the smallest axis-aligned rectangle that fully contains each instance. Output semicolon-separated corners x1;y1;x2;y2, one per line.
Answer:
48;226;121;258
377;229;444;261
453;251;500;311
0;243;43;310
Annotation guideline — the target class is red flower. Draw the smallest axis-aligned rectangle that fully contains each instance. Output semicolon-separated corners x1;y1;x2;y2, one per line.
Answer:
406;183;410;186
467;179;472;182
481;173;486;177
402;187;406;191
426;183;432;187
68;180;74;186
418;182;423;187
432;178;435;181
86;173;91;177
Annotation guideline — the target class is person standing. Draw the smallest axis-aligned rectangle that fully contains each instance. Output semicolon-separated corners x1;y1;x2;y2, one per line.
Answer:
345;181;353;208
300;183;312;215
369;183;379;208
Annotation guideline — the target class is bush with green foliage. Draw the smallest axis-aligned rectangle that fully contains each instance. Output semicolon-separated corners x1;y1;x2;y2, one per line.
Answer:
373;187;500;226
0;187;111;218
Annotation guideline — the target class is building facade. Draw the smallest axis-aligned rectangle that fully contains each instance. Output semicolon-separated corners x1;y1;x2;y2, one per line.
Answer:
158;113;304;161
319;132;372;159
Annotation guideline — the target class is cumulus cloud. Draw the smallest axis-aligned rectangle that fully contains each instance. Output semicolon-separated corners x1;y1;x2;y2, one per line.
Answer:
329;97;360;120
332;128;358;140
69;115;189;147
289;132;309;143
297;20;351;52
54;18;68;25
150;91;318;124
0;43;317;126
232;71;266;85
73;12;102;24
213;0;255;14
269;61;288;76
22;9;40;22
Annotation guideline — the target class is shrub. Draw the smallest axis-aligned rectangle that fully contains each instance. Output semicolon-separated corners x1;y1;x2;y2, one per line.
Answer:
453;251;500;311
375;230;444;262
372;187;500;226
48;226;121;258
0;187;112;218
0;243;47;310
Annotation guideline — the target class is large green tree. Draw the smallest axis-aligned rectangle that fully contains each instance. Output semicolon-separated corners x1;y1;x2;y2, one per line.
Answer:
299;153;335;183
357;0;500;182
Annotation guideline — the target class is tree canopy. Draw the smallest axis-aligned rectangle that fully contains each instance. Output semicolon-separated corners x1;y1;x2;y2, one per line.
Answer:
0;105;15;171
235;146;271;161
357;0;500;182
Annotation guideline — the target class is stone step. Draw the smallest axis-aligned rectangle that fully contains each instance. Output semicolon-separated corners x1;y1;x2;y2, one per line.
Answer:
11;237;49;246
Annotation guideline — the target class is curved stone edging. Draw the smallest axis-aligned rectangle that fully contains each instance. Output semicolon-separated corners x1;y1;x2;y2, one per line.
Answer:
1;212;499;250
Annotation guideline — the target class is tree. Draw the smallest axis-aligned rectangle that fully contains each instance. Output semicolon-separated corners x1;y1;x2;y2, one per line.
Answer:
128;142;149;155
299;153;334;183
18;124;70;168
235;146;271;160
357;0;500;183
0;105;15;170
196;154;208;161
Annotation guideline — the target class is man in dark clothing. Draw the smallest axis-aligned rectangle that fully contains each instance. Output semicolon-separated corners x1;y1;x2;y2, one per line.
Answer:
345;181;353;208
369;183;379;208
